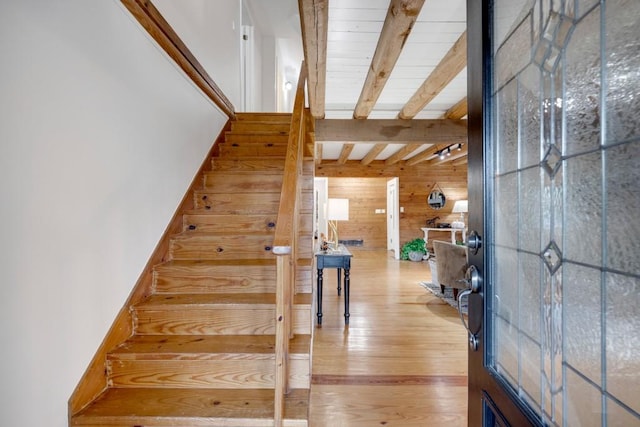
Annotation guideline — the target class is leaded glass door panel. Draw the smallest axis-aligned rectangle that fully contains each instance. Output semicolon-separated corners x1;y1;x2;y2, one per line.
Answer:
466;0;639;425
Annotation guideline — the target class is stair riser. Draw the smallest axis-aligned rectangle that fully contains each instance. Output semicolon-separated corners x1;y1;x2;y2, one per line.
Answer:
170;235;276;260
134;307;312;335
211;159;285;173
156;265;312;294
203;173;283;192
235;112;291;122
194;192;281;214
107;359;310;389
219;142;288;158
155;266;277;294
224;133;290;144
230;122;290;133
183;214;278;233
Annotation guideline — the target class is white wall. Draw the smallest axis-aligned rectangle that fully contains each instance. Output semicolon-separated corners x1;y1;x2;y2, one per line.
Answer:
0;1;240;425
155;0;243;109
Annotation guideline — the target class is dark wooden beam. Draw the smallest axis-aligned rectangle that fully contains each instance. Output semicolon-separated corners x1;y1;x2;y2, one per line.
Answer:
353;0;426;119
399;31;467;120
299;0;329;118
315;119;467;143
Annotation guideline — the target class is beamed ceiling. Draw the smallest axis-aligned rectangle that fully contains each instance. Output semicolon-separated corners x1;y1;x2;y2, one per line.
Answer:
298;0;468;167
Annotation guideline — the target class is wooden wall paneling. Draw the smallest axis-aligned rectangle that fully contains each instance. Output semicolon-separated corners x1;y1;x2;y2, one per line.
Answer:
327;178;388;250
318;162;467;252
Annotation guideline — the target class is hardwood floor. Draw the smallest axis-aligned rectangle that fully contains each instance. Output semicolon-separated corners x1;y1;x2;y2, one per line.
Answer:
308;248;469;426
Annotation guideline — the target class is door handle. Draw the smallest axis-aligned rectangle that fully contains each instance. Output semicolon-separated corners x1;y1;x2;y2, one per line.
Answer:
458;265;482;351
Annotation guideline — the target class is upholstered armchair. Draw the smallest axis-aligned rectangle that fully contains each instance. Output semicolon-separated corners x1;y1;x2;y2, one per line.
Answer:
433;240;469;299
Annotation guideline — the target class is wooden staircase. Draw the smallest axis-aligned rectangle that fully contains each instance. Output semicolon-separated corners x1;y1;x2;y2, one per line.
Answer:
70;112;315;426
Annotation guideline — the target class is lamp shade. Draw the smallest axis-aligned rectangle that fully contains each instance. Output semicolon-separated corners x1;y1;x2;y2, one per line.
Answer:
327;198;349;221
452;200;468;213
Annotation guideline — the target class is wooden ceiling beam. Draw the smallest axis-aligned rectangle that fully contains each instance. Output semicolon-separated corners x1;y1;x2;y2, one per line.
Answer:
315;119;467;143
361;144;388;165
405;145;441;166
443;97;468;120
353;0;426;119
385;143;424;165
398;31;467;119
299;0;328;118
426;144;468;165
337;144;355;164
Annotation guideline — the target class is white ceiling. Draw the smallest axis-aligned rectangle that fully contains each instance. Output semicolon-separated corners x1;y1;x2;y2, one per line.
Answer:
245;0;468;163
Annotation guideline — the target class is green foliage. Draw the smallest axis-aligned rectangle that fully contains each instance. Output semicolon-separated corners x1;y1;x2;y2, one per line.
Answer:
400;238;427;260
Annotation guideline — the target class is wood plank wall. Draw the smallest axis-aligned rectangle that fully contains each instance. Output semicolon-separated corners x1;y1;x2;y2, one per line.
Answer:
318;161;467;251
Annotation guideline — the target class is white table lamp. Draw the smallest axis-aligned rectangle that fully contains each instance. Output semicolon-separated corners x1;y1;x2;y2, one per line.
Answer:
326;198;349;249
452;200;468;228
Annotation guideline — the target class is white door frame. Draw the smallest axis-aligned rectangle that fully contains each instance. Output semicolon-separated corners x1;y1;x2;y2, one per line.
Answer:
387;177;400;259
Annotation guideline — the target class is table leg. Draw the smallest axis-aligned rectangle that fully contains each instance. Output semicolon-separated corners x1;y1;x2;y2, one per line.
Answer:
344;267;350;324
317;268;323;325
337;268;342;296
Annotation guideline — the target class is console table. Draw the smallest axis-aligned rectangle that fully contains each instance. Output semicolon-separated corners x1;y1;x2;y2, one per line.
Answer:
421;227;466;246
315;245;353;326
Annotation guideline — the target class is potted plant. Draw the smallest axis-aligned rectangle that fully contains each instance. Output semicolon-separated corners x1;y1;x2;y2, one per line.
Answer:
400;238;427;261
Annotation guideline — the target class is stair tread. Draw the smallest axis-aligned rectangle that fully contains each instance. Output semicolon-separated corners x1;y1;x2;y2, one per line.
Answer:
157;259;277;269
137;293;312;308
72;387;309;425
109;334;311;359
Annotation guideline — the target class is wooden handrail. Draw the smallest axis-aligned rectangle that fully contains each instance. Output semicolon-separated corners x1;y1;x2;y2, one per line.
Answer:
272;62;307;426
121;0;236;120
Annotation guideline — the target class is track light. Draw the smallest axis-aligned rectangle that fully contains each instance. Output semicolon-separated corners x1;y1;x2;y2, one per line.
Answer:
457;143;463;151
438;150;446;160
446;147;451;156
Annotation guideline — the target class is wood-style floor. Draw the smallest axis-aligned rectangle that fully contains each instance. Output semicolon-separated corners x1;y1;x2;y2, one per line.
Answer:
308;248;468;426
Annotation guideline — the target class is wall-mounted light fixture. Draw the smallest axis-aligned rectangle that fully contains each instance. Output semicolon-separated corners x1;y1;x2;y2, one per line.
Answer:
435;143;464;160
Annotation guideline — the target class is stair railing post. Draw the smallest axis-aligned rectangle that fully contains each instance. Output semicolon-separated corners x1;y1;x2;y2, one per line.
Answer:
272;61;307;427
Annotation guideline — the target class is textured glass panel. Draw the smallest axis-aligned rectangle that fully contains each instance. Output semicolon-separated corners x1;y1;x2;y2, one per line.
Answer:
605;0;640;144
495;315;519;386
565;368;603;426
519;65;543;168
494;0;534;54
607;397;640;426
496;80;519;174
542;266;563;425
520;333;542;409
519;168;542;253
495;174;518;248
565;6;601;156
542;173;563;253
564;263;601;385
495;10;533;89
519;252;541;340
564;151;602;266
606;141;640;274
495;247;519;324
606;272;640;414
577;0;599;19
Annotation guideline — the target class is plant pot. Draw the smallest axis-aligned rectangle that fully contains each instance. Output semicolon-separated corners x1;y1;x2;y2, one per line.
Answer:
408;251;424;262
428;259;438;284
